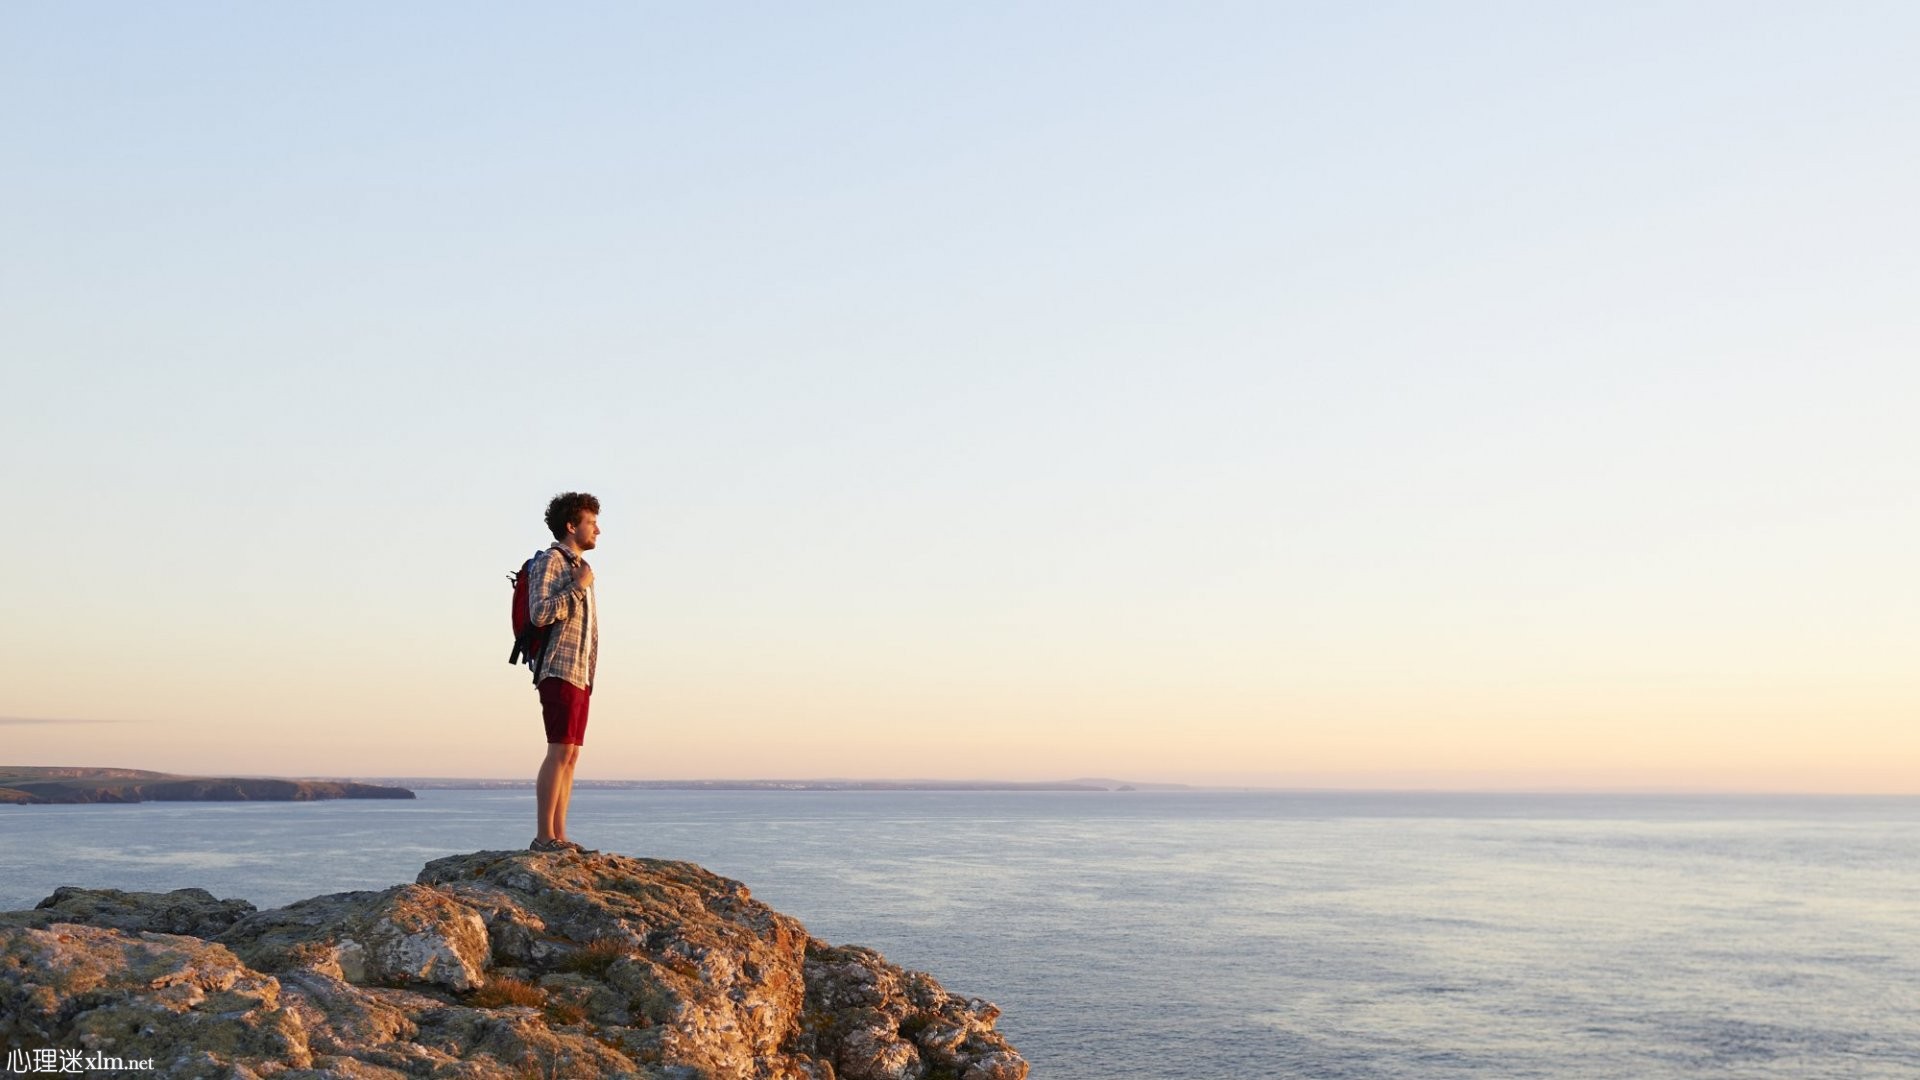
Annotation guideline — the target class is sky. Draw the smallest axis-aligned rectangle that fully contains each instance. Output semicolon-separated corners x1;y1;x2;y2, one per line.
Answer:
2;3;1915;791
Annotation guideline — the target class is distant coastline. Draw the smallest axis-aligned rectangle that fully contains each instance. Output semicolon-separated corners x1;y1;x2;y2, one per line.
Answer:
0;767;1189;800
0;767;414;805
345;776;1191;793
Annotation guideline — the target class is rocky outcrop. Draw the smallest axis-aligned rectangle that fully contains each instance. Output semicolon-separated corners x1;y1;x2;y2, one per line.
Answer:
0;923;306;1077
0;886;257;937
797;946;1023;1080
0;850;1028;1080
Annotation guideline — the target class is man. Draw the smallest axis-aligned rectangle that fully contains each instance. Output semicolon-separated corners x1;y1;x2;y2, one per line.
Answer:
528;491;601;853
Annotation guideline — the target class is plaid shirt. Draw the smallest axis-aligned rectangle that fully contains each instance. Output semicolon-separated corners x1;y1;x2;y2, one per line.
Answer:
529;543;597;689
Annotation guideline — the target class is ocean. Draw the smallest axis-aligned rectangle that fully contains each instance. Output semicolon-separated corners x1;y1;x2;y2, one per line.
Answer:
3;789;1917;1078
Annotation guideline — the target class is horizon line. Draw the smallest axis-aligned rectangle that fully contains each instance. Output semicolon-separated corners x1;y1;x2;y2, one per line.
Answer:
6;765;1918;798
289;776;1920;797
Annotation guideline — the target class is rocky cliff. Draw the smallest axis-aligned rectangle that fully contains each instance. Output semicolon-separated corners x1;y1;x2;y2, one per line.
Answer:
0;850;1028;1080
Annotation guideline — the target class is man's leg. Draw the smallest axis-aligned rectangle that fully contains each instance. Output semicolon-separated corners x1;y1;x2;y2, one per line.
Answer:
555;744;581;841
535;742;570;842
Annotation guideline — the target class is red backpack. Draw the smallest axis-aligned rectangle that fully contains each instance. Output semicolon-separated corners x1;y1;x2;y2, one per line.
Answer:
508;551;553;680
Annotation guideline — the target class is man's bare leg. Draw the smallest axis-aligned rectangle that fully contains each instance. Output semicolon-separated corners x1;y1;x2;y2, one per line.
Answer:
536;742;570;841
555;745;581;841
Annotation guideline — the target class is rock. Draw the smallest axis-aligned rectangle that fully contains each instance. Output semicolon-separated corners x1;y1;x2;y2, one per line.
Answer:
215;883;490;991
418;850;816;1078
0;924;308;1077
0;849;1028;1080
0;886;256;936
798;944;1026;1080
961;1051;1030;1080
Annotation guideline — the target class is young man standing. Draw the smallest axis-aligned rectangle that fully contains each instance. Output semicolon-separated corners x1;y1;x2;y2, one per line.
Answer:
528;491;600;853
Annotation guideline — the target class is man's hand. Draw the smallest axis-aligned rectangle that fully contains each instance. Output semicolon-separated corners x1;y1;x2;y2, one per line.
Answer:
575;562;594;591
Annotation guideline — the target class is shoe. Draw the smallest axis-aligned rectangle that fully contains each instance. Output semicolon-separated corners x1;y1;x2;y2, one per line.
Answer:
529;837;569;853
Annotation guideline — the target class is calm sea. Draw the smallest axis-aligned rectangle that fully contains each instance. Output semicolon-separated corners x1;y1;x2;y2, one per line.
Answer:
3;790;1918;1079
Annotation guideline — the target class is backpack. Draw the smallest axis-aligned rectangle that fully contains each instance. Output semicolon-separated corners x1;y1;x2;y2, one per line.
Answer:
508;551;554;681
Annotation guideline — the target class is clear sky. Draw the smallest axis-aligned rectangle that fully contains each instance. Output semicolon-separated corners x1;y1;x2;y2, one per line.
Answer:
2;3;1915;791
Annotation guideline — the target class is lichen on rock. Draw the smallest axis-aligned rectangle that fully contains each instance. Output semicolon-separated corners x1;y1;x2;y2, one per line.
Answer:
0;850;1029;1080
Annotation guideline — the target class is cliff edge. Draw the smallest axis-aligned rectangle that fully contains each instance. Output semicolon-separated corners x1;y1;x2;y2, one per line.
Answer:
0;849;1028;1080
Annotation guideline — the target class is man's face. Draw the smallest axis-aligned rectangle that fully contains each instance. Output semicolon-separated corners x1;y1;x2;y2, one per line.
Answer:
569;511;601;552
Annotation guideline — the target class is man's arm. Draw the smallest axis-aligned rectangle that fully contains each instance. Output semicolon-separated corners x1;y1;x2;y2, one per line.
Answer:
528;550;584;628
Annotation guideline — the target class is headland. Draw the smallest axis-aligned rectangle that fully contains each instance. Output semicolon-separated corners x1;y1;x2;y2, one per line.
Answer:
0;766;415;805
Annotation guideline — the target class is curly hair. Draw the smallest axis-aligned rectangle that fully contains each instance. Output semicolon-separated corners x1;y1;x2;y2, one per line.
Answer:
544;492;601;541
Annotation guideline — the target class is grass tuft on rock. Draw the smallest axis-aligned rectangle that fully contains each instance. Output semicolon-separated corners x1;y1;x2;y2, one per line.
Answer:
558;937;627;977
471;974;546;1009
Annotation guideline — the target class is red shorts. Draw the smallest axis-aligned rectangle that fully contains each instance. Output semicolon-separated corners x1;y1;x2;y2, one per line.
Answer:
538;678;592;746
